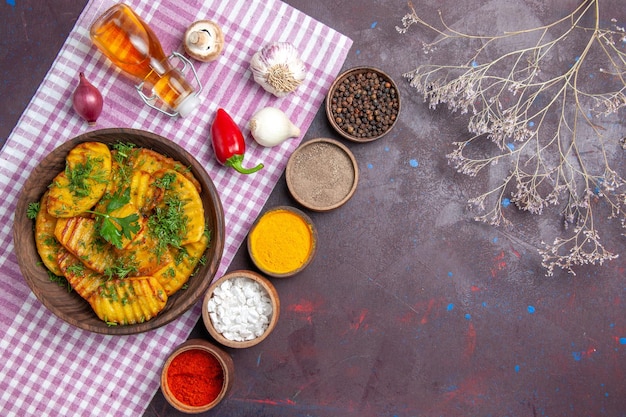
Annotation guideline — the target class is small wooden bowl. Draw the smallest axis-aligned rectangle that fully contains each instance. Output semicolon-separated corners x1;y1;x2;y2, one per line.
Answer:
13;128;225;335
326;66;400;142
202;270;280;348
286;138;358;211
247;206;317;278
161;339;234;413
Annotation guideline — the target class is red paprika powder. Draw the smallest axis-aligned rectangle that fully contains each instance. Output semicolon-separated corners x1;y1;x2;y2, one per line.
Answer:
166;348;224;407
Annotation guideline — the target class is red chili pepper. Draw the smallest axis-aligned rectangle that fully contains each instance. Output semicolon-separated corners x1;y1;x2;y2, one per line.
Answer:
211;108;264;174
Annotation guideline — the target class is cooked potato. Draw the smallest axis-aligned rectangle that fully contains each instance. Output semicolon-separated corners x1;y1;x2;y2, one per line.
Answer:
47;142;112;217
35;142;209;326
131;148;201;192
115;223;172;277
88;276;167;325
57;248;104;300
34;192;63;276
54;216;115;274
153;232;209;295
130;170;163;213
157;169;205;245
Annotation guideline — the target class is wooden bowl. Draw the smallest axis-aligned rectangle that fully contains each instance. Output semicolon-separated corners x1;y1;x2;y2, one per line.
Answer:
161;338;234;413
13;128;225;335
286;138;358;211
202;270;280;348
326;66;400;142
247;206;317;277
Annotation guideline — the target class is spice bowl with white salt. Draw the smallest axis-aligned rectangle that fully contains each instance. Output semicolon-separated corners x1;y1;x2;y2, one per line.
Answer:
202;270;280;348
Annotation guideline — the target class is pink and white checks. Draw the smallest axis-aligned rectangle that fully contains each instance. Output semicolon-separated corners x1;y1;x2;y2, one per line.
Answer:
0;1;351;415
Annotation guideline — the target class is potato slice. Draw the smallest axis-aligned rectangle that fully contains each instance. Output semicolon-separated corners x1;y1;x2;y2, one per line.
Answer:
47;142;112;218
115;223;172;277
57;248;104;300
88;276;167;325
54;216;116;274
34;191;63;276
131;148;201;192
155;169;205;245
130;170;163;213
153;232;209;295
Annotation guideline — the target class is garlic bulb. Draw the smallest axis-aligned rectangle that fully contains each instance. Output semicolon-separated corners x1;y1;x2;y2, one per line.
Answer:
249;107;301;147
249;42;306;97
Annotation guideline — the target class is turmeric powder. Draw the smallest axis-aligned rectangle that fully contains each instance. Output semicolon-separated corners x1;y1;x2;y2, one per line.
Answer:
248;208;314;275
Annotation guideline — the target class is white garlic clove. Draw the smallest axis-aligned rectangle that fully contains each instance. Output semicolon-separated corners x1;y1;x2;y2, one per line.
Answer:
249;107;301;147
249;42;307;97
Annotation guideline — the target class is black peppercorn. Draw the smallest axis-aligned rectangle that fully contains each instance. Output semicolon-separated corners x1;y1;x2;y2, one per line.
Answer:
329;69;399;139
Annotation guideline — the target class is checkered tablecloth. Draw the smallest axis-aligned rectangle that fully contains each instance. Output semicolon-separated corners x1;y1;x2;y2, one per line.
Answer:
0;1;351;415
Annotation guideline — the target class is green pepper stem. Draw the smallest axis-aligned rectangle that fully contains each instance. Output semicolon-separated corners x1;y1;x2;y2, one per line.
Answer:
225;154;264;174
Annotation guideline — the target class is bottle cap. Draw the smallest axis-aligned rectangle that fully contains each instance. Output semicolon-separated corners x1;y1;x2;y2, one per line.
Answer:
176;94;201;118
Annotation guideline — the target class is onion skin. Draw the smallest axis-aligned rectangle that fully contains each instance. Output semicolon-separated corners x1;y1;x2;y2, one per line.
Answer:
72;72;103;125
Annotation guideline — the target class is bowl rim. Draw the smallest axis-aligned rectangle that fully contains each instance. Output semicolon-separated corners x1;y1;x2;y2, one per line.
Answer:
202;269;280;348
286;138;359;212
160;338;234;413
247;205;318;277
13;128;225;335
325;66;401;142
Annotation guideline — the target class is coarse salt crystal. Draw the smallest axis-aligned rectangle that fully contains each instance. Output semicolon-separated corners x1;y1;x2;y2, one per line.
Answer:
209;276;273;342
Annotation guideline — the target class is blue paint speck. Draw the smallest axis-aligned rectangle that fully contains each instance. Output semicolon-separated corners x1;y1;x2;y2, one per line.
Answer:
482;301;488;307
471;60;479;68
507;143;515;151
619;337;626;345
384;146;390;152
409;159;419;168
447;271;453;277
367;163;373;169
527;305;536;314
514;365;520;373
465;313;471;320
355;49;361;55
501;198;511;208
492;237;499;243
528;121;535;127
370;21;378;29
572;351;582;361
6;0;16;6
447;303;455;311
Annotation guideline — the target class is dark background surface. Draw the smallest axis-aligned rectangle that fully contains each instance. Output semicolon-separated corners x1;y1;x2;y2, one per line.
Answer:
2;1;625;416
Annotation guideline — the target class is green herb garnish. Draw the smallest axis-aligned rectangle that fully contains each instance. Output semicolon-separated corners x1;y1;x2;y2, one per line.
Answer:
27;202;40;220
104;256;138;280
148;195;188;257
66;156;108;197
153;171;177;190
47;270;72;292
86;187;141;249
112;142;136;164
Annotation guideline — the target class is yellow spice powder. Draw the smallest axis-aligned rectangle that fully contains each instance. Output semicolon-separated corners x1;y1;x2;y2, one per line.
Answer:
249;209;313;275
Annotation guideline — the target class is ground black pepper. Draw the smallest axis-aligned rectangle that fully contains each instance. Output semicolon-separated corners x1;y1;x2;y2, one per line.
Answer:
330;70;399;140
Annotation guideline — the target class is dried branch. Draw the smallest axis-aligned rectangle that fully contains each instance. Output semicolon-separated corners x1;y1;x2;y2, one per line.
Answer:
398;0;625;275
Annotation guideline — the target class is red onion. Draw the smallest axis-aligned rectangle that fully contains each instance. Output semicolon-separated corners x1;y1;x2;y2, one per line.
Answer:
72;72;103;125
